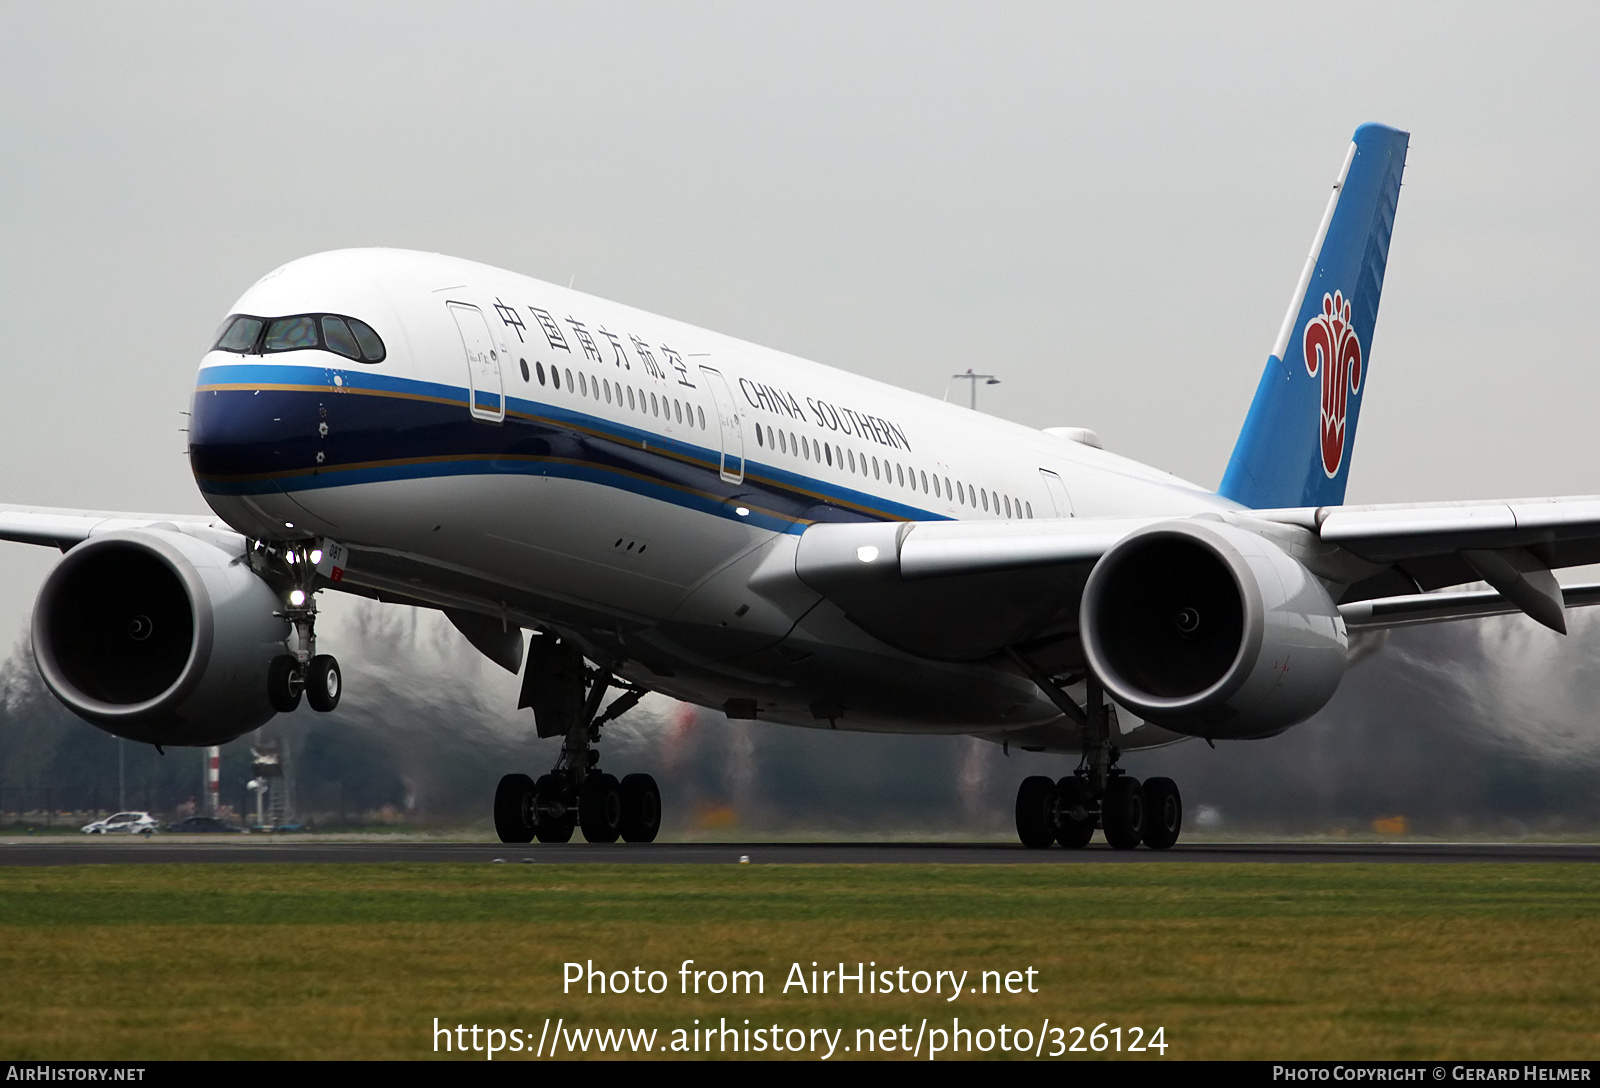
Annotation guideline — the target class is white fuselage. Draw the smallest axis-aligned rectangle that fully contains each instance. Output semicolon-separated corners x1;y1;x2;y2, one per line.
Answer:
190;249;1227;747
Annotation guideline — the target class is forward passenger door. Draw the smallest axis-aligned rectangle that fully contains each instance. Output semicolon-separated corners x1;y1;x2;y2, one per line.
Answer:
447;302;505;423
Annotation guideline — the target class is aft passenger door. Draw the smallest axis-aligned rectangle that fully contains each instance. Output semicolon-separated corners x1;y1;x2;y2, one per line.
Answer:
699;366;745;484
447;302;505;423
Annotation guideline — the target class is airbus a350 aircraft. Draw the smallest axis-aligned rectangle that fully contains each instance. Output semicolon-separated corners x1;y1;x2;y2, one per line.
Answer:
6;123;1598;849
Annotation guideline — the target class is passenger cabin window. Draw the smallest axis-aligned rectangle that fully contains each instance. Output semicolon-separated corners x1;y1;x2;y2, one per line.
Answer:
211;312;385;363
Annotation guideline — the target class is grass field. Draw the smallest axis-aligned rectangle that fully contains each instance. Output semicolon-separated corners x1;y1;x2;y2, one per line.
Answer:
2;862;1597;1060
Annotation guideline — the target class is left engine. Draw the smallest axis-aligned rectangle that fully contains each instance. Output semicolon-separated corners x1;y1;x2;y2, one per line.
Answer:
31;528;289;746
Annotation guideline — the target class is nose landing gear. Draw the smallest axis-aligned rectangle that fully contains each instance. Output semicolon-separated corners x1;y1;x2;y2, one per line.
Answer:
493;637;662;845
263;540;341;715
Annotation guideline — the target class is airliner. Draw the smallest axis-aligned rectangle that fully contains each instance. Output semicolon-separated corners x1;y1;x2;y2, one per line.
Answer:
6;123;1599;849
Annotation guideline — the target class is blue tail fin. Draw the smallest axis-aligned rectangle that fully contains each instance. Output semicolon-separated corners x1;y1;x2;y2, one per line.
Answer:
1218;123;1409;509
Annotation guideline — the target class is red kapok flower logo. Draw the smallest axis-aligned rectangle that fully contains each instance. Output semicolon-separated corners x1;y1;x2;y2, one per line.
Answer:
1303;290;1363;477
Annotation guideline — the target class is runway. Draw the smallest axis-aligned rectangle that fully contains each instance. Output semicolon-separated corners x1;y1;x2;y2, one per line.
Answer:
3;839;1598;866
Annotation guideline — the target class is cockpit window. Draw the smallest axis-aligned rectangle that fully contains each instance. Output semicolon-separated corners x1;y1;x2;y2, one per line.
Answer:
321;316;361;360
347;318;385;362
215;316;263;353
265;316;318;351
210;312;386;363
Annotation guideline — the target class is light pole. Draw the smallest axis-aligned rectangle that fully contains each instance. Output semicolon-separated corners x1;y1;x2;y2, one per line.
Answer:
952;368;1000;410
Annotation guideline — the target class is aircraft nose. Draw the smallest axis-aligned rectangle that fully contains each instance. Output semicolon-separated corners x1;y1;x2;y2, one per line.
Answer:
188;371;328;495
190;312;391;498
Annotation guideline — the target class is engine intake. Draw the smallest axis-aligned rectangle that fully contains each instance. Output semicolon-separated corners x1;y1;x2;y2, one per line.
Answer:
1080;520;1347;739
32;528;289;746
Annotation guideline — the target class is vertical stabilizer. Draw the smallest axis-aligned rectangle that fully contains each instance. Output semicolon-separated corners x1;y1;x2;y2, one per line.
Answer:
1218;124;1408;509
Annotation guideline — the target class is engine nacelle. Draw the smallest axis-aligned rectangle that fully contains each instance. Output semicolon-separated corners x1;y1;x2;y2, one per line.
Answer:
1080;520;1347;740
31;528;289;746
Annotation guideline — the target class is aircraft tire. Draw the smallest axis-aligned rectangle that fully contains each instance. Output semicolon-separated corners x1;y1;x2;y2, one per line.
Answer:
493;773;537;844
1015;776;1057;849
267;655;302;713
1102;776;1145;850
1054;776;1095;849
305;655;341;713
1141;777;1182;850
534;774;576;843
618;773;662;843
579;773;622;844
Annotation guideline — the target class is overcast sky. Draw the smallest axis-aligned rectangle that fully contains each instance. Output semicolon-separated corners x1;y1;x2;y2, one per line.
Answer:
1;2;1597;648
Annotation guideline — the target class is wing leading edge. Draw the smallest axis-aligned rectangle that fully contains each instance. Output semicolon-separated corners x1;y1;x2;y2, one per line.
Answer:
0;505;239;552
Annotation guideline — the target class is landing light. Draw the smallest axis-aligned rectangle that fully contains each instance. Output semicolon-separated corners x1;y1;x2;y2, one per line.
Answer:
735;506;750;517
856;545;879;564
289;590;306;607
310;549;323;564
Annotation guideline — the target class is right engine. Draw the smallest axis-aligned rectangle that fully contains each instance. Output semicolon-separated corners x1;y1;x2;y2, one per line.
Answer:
31;528;289;746
1079;519;1349;740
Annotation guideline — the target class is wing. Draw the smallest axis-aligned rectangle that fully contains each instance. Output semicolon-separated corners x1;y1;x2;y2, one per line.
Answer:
0;504;241;551
791;495;1600;660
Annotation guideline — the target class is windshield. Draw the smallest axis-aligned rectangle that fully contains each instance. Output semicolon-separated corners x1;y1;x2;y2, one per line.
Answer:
211;312;386;363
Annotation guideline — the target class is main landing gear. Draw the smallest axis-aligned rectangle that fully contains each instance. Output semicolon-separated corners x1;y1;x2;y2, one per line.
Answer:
494;637;661;845
1009;665;1183;851
264;540;341;715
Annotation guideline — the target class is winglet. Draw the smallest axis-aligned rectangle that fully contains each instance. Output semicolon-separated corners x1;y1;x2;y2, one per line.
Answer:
1218;124;1409;509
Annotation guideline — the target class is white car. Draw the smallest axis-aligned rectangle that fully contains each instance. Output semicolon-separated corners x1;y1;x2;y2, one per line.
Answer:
80;811;159;835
